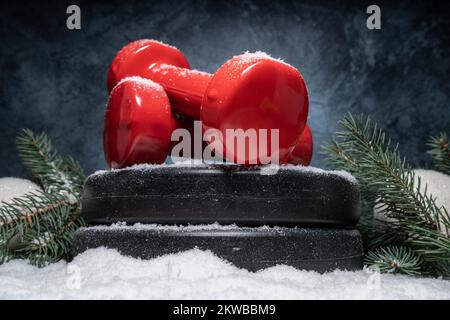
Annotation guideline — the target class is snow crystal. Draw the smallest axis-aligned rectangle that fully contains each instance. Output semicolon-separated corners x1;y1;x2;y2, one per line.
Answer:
83;222;288;234
113;76;164;92
91;162;357;184
233;51;293;68
92;162;356;184
31;232;51;246
0;247;449;299
146;39;179;50
0;177;41;206
279;164;357;184
152;64;210;78
92;159;206;177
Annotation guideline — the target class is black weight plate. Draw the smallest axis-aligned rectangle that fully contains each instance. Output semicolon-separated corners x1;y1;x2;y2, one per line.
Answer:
82;164;360;227
72;225;364;272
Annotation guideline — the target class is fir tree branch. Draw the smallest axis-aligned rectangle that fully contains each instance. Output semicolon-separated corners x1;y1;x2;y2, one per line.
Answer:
0;129;86;267
365;246;423;275
0;191;83;261
324;113;450;276
15;129;84;197
0;191;77;228
21;206;84;266
427;132;450;175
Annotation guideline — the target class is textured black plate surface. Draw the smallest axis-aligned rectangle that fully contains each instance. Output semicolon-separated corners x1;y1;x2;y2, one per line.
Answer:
72;226;363;272
82;165;360;227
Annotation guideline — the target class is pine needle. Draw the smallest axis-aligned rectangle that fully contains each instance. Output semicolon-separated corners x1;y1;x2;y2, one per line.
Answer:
0;129;85;266
427;132;450;175
365;246;423;275
324;113;450;277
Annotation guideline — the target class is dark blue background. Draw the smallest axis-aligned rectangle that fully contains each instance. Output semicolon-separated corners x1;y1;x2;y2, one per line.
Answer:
1;0;449;177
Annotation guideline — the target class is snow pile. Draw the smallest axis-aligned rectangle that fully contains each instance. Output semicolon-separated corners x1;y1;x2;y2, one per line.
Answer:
0;247;449;299
413;169;450;213
374;169;450;236
0;177;41;205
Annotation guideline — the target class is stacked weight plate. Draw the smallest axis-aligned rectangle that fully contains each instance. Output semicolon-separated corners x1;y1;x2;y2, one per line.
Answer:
72;164;363;272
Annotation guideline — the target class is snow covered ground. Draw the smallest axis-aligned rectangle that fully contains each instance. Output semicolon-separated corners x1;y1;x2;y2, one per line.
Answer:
1;169;449;299
0;247;449;300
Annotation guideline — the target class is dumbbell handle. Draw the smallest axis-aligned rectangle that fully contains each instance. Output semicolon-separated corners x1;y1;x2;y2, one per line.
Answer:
146;64;212;119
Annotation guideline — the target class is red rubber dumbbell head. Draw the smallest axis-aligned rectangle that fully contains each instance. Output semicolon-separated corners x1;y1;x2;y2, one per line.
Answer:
104;77;178;168
202;52;308;164
107;40;190;92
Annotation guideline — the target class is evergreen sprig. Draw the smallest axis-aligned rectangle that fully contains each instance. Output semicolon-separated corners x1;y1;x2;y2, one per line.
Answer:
427;132;450;175
16;129;85;196
0;129;85;266
324;113;450;276
365;246;423;275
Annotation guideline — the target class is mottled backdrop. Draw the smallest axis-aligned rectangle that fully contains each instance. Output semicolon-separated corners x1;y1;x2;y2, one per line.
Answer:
1;0;449;177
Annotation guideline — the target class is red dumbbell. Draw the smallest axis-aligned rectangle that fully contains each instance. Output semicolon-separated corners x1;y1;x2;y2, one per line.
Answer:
107;40;309;165
104;76;210;168
104;77;178;168
104;76;312;168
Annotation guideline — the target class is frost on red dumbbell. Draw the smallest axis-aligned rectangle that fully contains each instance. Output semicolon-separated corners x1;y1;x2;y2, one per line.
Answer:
107;40;309;165
103;77;178;168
